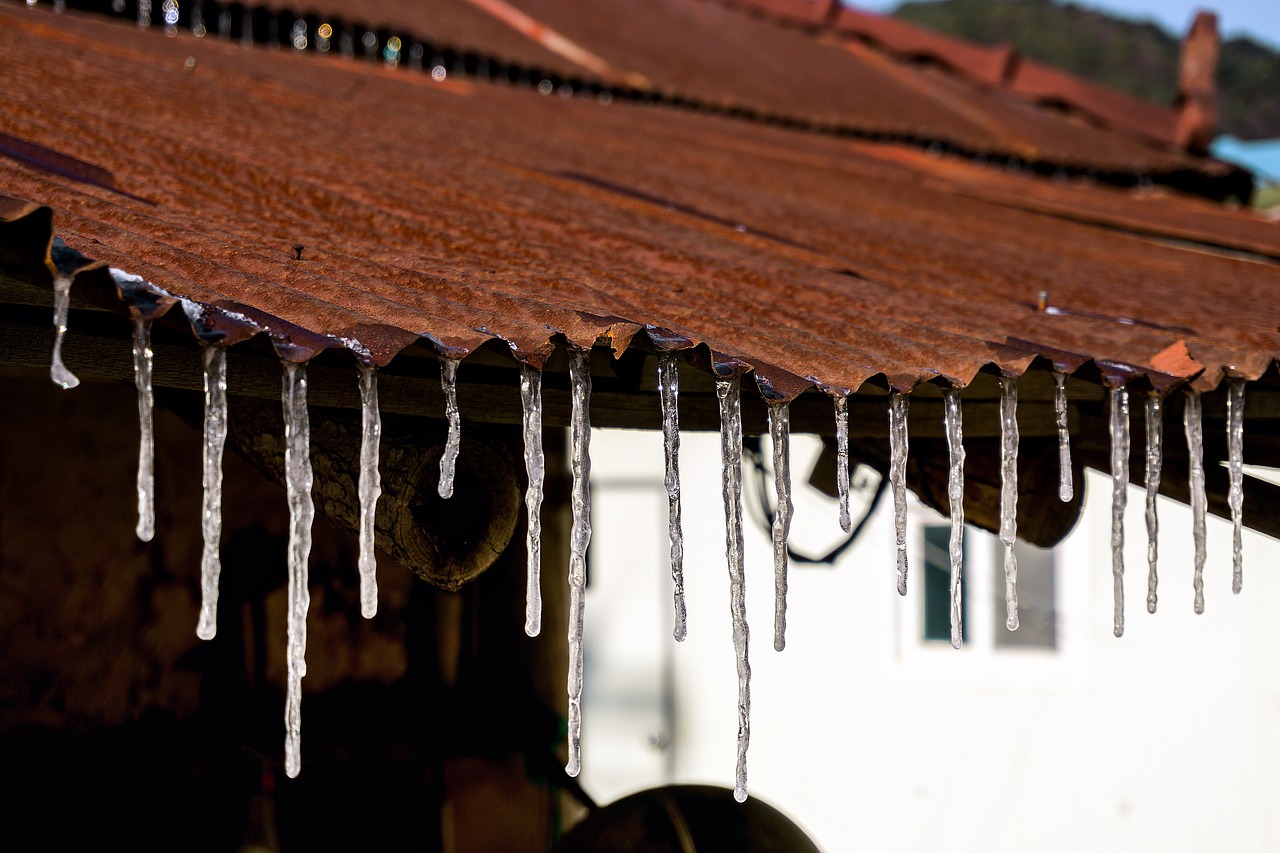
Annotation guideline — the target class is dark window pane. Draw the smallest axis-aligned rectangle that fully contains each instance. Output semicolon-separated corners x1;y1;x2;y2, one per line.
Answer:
923;525;966;643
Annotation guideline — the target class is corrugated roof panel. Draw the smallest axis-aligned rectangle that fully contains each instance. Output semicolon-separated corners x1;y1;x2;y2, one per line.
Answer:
2;6;1278;402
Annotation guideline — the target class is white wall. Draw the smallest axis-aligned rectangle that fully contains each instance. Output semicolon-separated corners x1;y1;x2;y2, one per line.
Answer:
580;426;1280;853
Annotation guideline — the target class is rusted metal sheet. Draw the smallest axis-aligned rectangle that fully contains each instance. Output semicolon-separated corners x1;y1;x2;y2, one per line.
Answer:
1;5;1278;407
254;0;589;80
833;6;1017;89
497;0;1212;177
1009;58;1181;149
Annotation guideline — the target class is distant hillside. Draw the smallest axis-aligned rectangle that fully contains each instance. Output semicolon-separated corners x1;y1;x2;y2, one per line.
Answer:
891;0;1280;140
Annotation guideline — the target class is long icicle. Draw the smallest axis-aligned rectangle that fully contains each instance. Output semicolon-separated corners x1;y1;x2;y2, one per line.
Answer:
943;389;965;649
520;363;545;637
565;350;592;778
717;377;751;803
438;357;461;499
196;346;228;641
658;353;686;641
1227;379;1245;594
1144;395;1163;615
282;362;314;779
50;275;80;389
998;377;1019;631
132;318;156;543
1185;389;1207;614
834;395;851;534
768;403;792;652
357;365;382;620
890;392;910;596
1110;386;1130;637
1054;371;1073;502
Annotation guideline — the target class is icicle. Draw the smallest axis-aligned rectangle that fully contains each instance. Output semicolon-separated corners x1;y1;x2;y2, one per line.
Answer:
195;346;228;641
565;350;592;778
438;358;461;499
834;395;851;534
943;389;965;649
282;362;314;780
998;377;1019;632
658;353;686;641
1110;387;1130;637
131;318;155;543
520;363;545;637
49;275;80;389
889;392;909;595
1184;389;1207;614
357;366;382;620
1144;395;1162;615
1054;371;1073;502
1227;379;1245;594
768;403;792;653
716;377;751;803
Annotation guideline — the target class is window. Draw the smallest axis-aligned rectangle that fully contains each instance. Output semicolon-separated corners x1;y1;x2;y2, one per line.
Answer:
922;524;966;644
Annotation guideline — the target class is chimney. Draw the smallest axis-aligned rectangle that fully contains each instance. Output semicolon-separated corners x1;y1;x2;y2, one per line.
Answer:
1174;10;1220;154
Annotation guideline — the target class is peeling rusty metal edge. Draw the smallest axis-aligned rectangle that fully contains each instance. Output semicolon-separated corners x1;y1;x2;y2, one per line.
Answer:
3;199;1271;402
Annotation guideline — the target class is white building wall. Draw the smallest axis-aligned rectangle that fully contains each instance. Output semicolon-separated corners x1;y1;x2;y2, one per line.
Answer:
580;426;1280;853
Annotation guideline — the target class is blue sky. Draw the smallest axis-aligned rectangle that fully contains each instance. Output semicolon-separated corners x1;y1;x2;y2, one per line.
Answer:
856;1;1280;50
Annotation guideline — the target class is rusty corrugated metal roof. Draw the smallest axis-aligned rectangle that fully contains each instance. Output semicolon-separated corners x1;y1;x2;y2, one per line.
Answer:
478;0;1212;177
1;4;1278;406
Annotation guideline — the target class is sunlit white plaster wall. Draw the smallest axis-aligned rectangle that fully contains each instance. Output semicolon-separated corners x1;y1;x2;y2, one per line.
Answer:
582;425;1280;853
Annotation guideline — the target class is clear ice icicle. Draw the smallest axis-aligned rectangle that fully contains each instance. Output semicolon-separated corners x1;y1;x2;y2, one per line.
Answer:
1144;395;1162;615
943;389;965;649
565;350;592;778
196;346;228;641
520;363;545;638
132;318;155;543
1227;379;1245;594
998;377;1019;632
890;392;909;595
768;403;792;652
1110;387;1130;637
1054;371;1073;502
49;275;79;389
834;395;851;534
357;366;382;620
1184;389;1207;614
438;358;461;499
658;353;686;641
716;377;751;803
282;362;314;779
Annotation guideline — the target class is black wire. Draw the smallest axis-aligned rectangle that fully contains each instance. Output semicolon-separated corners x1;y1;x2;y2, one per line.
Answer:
745;441;887;566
